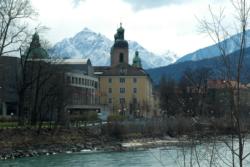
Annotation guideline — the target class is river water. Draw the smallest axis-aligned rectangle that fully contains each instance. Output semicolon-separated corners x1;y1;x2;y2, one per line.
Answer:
1;142;250;167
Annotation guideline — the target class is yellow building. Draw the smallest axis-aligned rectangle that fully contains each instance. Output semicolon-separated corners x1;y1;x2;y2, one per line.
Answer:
94;24;154;118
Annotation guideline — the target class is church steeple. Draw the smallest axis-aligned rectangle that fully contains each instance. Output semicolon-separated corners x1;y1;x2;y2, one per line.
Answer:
132;51;142;68
111;23;129;66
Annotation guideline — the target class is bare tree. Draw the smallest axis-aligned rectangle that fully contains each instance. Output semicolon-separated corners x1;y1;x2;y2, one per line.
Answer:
0;0;37;57
180;67;213;117
18;32;71;128
158;76;180;117
199;0;250;166
0;0;37;125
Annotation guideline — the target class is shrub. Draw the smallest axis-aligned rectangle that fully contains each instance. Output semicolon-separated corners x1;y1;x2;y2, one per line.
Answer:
107;114;125;122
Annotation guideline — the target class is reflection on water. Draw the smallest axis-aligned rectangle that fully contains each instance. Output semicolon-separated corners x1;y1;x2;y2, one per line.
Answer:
1;142;250;167
0;148;174;167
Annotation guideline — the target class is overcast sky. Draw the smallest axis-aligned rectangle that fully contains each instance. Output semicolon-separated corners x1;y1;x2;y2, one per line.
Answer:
31;0;232;57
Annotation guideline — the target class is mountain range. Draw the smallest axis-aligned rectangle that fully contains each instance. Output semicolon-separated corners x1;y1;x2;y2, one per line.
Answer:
147;30;250;84
147;47;250;84
49;27;250;84
177;30;250;63
49;28;178;69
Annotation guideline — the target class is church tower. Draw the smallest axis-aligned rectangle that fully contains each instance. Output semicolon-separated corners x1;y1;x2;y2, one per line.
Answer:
110;23;129;66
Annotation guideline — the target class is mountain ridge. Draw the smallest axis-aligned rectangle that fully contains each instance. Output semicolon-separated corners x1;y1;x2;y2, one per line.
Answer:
147;47;250;84
177;30;250;63
49;27;177;69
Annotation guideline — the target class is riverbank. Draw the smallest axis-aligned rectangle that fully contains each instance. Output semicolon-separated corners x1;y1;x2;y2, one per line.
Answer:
0;116;237;161
0;127;192;160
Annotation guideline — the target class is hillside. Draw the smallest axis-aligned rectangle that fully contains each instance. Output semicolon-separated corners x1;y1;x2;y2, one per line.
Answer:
147;47;250;84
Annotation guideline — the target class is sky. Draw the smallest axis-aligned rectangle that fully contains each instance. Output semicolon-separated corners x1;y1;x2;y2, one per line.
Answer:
30;0;232;57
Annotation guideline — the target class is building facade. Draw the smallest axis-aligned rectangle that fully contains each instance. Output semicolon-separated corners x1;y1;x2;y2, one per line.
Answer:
56;59;99;113
0;56;20;117
24;33;100;121
0;32;100;121
95;24;154;118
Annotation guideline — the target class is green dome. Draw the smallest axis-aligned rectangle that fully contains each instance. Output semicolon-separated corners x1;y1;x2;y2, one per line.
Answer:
114;23;125;41
132;51;142;68
112;23;128;50
117;25;124;34
24;32;49;59
27;47;49;59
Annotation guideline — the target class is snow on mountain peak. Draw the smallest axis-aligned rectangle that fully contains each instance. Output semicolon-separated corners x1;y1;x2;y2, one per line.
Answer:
50;28;176;69
176;30;250;63
82;27;92;32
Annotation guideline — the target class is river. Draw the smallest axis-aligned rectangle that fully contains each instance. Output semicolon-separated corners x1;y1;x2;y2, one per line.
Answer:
0;148;178;167
1;142;250;167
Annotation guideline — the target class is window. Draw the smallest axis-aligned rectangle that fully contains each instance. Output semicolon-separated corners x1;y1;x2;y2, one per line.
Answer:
120;98;125;104
78;78;81;84
82;78;85;85
108;78;112;83
133;78;137;83
133;88;137;93
108;98;112;104
120;88;125;93
120;78;125;83
119;53;124;63
133;98;137;104
109;88;112;93
72;77;75;84
120;68;127;75
67;76;71;84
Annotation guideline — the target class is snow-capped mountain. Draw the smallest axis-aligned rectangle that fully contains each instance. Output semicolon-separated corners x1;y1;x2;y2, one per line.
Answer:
176;30;250;63
127;41;177;69
49;28;177;69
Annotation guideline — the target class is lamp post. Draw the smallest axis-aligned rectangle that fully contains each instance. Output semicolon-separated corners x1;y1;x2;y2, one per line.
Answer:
67;109;71;127
137;109;140;118
123;108;126;116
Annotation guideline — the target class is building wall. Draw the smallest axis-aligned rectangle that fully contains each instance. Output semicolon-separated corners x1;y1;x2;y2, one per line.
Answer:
65;72;98;106
0;56;20;117
99;75;153;117
23;59;100;122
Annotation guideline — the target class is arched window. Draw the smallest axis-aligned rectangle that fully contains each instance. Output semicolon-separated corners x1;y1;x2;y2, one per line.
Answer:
119;53;124;63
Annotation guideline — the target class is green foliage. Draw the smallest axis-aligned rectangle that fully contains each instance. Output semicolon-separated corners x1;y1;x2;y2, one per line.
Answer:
0;122;18;128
